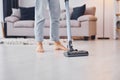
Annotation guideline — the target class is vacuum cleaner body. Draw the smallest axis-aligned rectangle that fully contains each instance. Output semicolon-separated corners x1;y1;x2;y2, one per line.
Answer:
64;0;89;57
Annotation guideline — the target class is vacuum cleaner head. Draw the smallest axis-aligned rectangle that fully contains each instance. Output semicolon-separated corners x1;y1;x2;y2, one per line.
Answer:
64;50;89;57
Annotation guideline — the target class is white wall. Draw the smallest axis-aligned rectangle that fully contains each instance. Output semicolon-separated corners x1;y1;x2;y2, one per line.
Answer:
0;0;3;21
104;0;114;39
19;0;35;7
0;0;3;38
19;0;114;39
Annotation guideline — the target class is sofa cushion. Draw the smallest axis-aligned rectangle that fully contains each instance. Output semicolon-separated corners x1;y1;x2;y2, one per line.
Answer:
78;15;97;21
11;8;21;18
70;4;86;20
5;16;19;23
43;20;80;28
60;8;73;20
60;12;66;20
14;20;34;28
20;7;35;20
60;20;80;28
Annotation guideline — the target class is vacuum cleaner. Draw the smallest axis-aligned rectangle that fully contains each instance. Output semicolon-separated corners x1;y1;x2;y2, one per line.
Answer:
64;0;89;57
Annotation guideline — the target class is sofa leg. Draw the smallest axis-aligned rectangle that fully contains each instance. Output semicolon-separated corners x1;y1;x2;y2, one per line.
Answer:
91;35;96;40
83;36;89;41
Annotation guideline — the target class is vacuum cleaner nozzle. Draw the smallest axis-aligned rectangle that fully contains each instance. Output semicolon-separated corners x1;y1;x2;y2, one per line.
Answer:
64;50;89;57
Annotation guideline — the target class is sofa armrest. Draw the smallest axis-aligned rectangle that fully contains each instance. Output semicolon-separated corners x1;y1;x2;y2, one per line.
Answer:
77;15;97;22
5;16;20;23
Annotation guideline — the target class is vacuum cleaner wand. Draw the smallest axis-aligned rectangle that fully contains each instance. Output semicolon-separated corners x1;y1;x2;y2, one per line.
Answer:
64;0;89;57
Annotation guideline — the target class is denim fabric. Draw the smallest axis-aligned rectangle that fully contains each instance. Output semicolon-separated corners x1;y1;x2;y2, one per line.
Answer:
34;0;60;42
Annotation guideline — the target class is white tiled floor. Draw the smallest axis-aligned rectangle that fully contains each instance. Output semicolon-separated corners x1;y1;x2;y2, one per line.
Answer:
0;40;120;80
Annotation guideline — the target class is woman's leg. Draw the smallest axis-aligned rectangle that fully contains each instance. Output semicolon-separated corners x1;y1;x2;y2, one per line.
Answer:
48;0;67;51
34;0;47;52
48;0;60;41
34;0;47;42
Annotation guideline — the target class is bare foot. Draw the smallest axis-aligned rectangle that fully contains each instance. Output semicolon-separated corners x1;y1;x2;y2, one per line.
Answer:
54;41;67;51
36;42;44;53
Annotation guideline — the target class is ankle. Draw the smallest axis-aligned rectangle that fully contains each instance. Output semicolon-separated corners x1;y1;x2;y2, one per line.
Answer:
37;42;43;46
36;42;44;53
54;41;61;45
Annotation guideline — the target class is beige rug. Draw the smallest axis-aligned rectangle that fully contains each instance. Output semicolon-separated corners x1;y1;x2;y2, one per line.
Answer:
0;38;67;45
0;38;36;45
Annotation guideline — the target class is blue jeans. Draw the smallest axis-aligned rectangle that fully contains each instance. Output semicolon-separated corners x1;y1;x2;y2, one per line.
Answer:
34;0;60;42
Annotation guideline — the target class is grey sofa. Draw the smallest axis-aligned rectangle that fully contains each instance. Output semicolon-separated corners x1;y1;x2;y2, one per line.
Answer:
5;7;97;40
